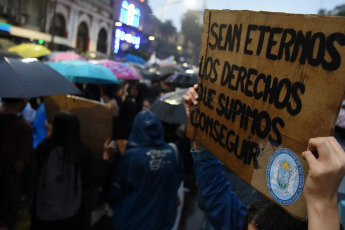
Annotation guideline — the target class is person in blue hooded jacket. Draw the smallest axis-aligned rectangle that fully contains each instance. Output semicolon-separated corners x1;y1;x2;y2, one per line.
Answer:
184;84;345;230
110;110;183;230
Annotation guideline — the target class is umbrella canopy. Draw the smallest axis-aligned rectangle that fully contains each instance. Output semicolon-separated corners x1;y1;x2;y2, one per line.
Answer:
124;53;146;64
150;88;188;124
8;43;51;58
0;49;22;58
143;64;183;81
91;59;142;80
48;51;87;62
140;67;161;81
81;51;110;60
0;38;15;49
45;60;119;84
156;64;183;76
164;71;197;87
0;57;81;98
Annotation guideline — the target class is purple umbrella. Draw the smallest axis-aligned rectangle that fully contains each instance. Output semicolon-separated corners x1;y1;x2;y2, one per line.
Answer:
91;59;142;80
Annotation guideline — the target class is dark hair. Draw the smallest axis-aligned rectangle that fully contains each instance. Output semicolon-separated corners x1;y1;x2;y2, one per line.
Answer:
52;111;81;160
1;98;26;103
102;84;117;99
51;111;81;189
84;84;101;101
242;196;307;230
143;97;155;105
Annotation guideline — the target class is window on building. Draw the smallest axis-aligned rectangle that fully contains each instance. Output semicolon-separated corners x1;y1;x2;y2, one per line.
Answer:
49;14;66;37
97;28;107;53
76;22;88;52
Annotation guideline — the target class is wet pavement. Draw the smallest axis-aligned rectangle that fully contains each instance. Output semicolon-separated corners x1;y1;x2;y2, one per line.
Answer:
177;180;206;230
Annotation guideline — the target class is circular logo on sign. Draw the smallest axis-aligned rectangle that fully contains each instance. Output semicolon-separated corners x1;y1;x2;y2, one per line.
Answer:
266;148;304;205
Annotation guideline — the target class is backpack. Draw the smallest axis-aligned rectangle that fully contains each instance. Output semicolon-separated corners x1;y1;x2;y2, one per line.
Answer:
35;146;81;221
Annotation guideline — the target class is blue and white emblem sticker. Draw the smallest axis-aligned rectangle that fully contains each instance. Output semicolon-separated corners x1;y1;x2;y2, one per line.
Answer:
266;148;304;205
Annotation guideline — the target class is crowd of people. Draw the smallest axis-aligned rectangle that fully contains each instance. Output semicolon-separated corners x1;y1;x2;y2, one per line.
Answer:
0;77;189;230
1;77;345;230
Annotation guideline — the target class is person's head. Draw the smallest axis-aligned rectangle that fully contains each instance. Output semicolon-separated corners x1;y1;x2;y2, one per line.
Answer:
115;84;124;98
84;84;101;101
52;111;80;149
142;97;154;111
119;97;137;121
126;110;165;149
1;98;28;113
102;84;117;101
128;83;139;98
243;196;307;230
137;83;148;100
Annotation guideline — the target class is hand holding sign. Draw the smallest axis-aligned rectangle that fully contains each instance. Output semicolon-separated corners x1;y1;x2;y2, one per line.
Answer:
302;137;345;230
186;9;345;218
183;84;199;118
184;87;345;230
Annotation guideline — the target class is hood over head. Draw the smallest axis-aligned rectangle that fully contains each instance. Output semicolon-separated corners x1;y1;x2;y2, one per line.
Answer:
126;110;165;149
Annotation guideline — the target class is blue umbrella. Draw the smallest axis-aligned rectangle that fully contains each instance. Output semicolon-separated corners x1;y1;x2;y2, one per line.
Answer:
124;53;146;65
45;60;119;84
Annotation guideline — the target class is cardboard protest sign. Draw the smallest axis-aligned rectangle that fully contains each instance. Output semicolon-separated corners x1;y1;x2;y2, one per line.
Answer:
186;10;345;218
44;95;113;159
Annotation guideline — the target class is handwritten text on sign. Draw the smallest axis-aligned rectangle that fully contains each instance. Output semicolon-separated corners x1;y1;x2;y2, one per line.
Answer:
186;10;345;218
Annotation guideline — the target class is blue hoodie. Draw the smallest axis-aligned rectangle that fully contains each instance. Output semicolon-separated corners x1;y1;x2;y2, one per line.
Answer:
110;111;183;230
191;149;247;230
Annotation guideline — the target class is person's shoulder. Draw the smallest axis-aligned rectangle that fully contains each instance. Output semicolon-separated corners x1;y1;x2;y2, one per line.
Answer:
123;147;140;156
122;147;150;159
0;114;32;132
13;118;32;130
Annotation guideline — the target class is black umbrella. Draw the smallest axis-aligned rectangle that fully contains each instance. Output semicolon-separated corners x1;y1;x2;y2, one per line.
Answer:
164;71;197;87
141;68;161;81
156;65;182;76
142;64;184;82
150;88;188;124
0;57;81;98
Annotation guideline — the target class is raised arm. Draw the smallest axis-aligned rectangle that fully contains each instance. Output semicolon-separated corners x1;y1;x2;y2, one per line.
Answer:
184;84;247;230
302;137;345;230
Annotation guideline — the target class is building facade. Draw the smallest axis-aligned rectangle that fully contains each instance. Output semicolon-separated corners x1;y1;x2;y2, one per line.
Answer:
0;0;115;54
112;0;157;58
46;0;114;53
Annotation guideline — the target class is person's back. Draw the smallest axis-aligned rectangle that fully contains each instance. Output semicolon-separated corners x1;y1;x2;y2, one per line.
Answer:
111;111;183;230
0;98;33;230
32;111;114;230
113;96;137;140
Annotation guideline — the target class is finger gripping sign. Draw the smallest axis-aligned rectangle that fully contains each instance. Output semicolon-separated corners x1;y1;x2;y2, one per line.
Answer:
185;10;345;218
